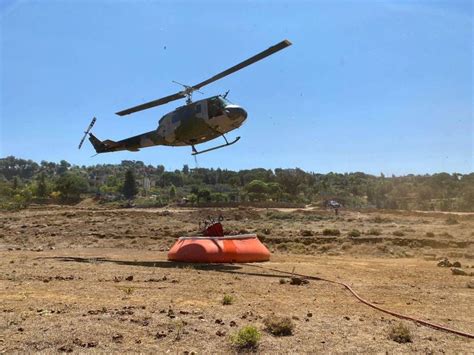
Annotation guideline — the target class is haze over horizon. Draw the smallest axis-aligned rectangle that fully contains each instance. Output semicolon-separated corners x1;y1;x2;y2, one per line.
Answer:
1;0;472;175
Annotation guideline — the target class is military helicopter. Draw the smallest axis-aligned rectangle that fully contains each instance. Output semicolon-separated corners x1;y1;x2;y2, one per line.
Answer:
79;39;292;155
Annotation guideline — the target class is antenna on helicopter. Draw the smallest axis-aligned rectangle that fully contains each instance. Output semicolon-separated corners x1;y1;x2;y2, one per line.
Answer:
223;90;230;99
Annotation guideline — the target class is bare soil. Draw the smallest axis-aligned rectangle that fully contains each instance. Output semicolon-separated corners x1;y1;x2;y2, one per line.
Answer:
1;206;473;353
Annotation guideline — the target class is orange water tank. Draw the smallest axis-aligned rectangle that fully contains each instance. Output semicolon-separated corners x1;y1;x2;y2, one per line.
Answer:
168;234;270;263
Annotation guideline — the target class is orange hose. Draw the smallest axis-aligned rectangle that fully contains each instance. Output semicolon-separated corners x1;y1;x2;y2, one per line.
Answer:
252;265;474;340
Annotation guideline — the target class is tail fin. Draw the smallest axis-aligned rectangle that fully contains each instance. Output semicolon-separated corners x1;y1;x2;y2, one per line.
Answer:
89;133;119;153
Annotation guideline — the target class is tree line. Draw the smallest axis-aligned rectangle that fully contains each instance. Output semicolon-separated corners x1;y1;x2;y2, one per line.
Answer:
0;156;473;211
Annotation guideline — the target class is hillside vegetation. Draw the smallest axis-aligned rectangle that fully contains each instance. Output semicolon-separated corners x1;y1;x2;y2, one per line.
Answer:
0;156;473;211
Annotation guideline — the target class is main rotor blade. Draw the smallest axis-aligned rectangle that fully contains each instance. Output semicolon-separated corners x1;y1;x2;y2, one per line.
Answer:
116;92;185;116
192;39;292;90
115;39;291;116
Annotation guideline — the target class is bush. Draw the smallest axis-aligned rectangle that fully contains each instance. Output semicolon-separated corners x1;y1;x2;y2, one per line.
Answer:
55;173;89;201
367;228;381;236
445;216;459;225
371;216;389;223
425;232;435;238
348;229;361;237
322;228;340;236
231;325;261;349
388;323;412;343
263;315;294;336
392;230;405;236
300;229;313;236
222;294;234;305
266;211;292;220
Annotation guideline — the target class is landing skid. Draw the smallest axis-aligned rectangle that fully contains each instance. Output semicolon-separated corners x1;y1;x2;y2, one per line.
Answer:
191;136;240;155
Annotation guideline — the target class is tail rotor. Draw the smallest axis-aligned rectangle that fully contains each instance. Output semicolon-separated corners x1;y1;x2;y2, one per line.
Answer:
78;117;97;149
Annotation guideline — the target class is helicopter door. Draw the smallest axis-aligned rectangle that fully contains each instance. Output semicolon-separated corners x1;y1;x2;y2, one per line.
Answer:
195;101;207;119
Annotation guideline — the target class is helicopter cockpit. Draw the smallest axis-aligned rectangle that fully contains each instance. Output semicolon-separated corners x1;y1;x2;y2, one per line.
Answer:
208;96;228;118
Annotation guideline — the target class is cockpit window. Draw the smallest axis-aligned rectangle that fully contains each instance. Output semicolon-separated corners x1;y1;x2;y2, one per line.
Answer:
208;97;224;118
218;97;231;107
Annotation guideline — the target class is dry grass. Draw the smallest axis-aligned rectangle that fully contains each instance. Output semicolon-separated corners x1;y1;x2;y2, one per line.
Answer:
222;294;234;305
0;206;473;353
322;228;340;236
263;315;294;336
388;322;412;343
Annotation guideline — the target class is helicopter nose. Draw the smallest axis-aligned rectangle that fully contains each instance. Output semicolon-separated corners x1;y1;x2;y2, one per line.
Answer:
225;106;247;120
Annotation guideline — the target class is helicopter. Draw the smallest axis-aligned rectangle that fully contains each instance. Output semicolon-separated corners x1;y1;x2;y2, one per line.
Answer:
79;39;292;155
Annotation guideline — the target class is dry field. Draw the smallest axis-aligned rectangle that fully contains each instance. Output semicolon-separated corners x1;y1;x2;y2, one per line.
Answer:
1;205;473;353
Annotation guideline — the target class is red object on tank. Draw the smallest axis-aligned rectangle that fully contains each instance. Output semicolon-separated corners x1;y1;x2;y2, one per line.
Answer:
203;222;224;237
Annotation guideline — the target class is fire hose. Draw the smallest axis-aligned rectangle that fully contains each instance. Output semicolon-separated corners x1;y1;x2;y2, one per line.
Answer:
252;265;474;340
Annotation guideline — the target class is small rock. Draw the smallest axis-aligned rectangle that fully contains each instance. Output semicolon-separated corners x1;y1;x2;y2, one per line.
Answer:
229;320;237;327
216;330;226;336
87;341;98;348
125;275;133;281
58;345;73;353
290;277;309;285
155;331;167;339
451;268;467;276
112;334;123;343
437;258;452;267
307;312;313;318
452;261;461;268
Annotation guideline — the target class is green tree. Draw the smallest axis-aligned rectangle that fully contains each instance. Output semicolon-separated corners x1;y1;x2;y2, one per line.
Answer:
57;160;71;175
55;173;89;200
36;172;48;198
169;185;176;200
197;188;211;203
12;176;20;190
122;169;138;200
182;164;189;175
245;180;268;201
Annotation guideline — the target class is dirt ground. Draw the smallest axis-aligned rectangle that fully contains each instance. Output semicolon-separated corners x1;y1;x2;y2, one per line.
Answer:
1;205;473;353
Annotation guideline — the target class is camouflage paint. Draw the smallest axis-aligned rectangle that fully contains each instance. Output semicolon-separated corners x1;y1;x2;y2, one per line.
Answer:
89;96;247;154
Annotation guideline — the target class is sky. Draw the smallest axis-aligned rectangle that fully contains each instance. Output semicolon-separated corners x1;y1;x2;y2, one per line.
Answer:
0;0;472;175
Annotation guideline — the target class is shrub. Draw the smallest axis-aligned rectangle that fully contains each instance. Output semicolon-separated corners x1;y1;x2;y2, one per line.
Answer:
263;315;294;336
367;228;381;236
231;325;261;349
440;231;453;239
445;216;459;225
425;232;435;238
266;211;292;220
348;229;361;237
371;216;392;223
392;230;405;237
300;229;313;236
388;323;412;343
222;294;234;305
322;228;340;236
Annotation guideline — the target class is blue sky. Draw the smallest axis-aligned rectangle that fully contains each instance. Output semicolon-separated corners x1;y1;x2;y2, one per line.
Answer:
1;0;472;175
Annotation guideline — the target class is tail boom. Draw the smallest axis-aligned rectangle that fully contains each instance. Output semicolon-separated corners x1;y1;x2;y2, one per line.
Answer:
88;130;164;154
